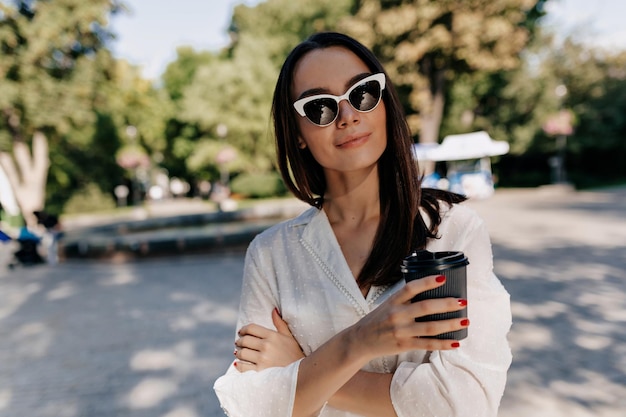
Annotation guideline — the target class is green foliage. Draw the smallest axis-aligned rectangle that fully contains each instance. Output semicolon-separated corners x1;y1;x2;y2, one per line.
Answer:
558;48;626;184
339;0;546;142
230;0;353;67
161;49;219;180
461;32;626;187
42;43;173;212
102;60;174;155
162;47;216;102
185;138;244;176
63;183;116;214
230;172;287;199
0;0;124;141
165;0;354;184
0;0;138;214
46;112;125;213
179;34;277;177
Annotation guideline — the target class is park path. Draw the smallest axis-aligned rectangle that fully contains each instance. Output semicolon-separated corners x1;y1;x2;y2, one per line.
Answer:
466;187;626;417
0;186;625;417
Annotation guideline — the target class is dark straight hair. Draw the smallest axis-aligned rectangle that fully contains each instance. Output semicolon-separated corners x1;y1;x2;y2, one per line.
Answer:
272;32;465;287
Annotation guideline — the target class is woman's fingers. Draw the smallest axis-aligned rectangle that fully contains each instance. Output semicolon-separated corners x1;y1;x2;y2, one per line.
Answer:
272;307;291;335
409;317;469;339
235;345;262;365
389;309;469;339
233;334;264;370
235;334;264;352
234;310;305;372
233;360;255;373
388;317;469;352
406;296;467;321
233;329;268;369
238;323;270;338
342;276;471;359
239;307;289;337
395;274;447;304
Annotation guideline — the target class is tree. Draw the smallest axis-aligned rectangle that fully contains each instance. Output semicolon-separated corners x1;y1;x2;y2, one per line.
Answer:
105;59;173;183
166;0;354;183
55;58;173;209
339;0;547;148
162;46;216;103
229;0;353;67
160;47;218;182
179;34;277;178
441;28;563;156
452;29;626;187
0;0;123;227
538;40;626;185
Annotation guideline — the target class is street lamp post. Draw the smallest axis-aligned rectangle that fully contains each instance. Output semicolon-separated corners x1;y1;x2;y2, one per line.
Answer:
543;85;572;185
554;85;568;184
213;124;239;211
125;125;141;205
216;123;229;186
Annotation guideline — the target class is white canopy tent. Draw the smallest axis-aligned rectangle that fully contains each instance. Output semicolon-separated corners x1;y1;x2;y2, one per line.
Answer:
413;131;509;161
412;131;509;199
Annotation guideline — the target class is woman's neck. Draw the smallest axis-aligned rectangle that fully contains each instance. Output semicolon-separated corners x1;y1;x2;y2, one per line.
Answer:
323;167;380;225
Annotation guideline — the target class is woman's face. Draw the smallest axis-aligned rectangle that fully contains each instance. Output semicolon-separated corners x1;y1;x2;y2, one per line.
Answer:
291;46;387;176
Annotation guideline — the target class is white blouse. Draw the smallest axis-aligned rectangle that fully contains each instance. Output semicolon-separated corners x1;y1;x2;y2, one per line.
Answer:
214;202;512;417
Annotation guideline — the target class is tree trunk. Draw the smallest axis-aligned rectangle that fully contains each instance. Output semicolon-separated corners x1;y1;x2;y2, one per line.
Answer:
418;66;446;174
0;131;50;229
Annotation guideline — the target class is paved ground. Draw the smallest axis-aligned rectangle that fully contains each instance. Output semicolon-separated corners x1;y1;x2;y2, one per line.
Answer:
0;186;624;417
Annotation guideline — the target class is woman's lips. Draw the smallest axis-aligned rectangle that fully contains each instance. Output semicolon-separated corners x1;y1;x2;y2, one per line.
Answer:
336;133;370;148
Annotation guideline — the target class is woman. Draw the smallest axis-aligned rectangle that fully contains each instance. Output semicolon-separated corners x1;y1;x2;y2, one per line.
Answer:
214;32;512;417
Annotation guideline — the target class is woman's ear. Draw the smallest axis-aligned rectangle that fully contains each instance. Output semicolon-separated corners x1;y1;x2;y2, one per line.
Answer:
297;138;307;149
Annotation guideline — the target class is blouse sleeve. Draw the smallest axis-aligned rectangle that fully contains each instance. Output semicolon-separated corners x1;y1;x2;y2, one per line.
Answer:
213;239;302;417
390;209;512;417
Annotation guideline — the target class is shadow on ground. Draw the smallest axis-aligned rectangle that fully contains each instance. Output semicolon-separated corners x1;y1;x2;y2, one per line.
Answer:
495;243;626;416
0;253;245;417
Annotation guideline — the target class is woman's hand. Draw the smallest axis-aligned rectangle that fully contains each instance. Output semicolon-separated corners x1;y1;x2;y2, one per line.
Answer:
348;275;469;361
234;308;305;372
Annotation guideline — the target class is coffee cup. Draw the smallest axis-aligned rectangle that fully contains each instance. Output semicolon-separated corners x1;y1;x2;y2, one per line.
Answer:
401;249;469;340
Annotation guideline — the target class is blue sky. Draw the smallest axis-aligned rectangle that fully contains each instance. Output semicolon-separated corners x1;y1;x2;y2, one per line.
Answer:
110;0;626;80
109;0;262;79
543;0;626;48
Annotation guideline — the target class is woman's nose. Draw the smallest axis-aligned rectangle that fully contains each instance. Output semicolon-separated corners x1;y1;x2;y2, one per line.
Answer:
336;99;360;126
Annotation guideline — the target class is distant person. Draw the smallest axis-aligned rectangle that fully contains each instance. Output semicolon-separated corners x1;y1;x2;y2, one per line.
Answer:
214;32;511;417
0;229;11;243
11;225;44;267
34;211;61;265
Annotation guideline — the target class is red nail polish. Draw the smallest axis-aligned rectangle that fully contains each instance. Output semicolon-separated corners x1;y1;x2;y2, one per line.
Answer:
436;275;446;283
451;342;460;348
233;362;238;367
458;299;468;306
460;319;470;326
233;350;237;356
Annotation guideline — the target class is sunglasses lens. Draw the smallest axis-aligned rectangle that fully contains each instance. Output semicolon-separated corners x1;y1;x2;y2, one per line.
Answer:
349;80;382;112
303;99;338;126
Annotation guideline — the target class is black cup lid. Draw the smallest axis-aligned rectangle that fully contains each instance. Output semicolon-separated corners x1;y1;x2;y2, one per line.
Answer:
402;249;468;270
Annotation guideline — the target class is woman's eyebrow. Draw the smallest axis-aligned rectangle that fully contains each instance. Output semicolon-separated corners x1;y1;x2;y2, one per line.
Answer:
296;72;373;100
297;87;328;100
345;72;371;89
